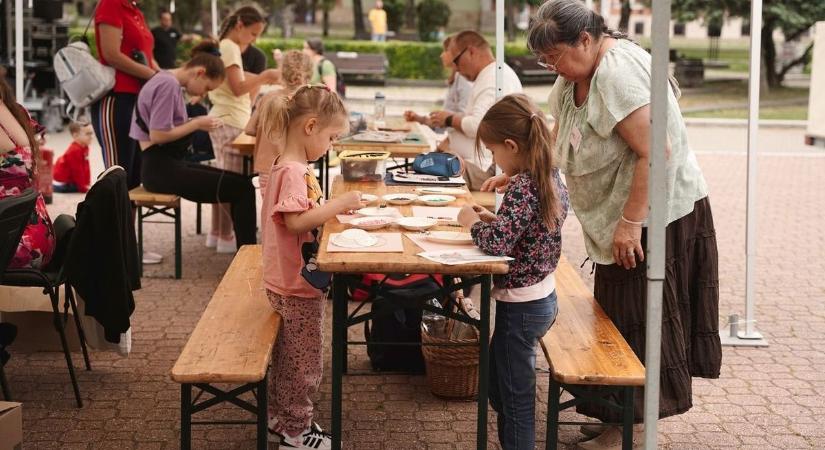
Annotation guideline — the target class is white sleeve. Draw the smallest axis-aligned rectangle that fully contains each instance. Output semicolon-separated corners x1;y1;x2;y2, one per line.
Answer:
459;84;496;139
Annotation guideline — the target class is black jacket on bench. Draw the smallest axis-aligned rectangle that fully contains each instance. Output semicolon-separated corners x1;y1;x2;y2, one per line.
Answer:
66;167;140;343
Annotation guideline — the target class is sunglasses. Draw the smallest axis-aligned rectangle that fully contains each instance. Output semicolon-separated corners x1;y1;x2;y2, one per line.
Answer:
452;47;469;65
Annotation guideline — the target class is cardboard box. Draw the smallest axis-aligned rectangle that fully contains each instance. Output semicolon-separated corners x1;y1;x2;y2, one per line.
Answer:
0;401;22;450
0;311;81;353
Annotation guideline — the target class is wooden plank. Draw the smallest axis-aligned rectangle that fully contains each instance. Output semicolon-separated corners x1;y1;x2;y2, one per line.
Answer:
230;133;256;156
315;176;510;275
129;186;180;207
171;245;281;384
470;191;495;209
540;257;645;386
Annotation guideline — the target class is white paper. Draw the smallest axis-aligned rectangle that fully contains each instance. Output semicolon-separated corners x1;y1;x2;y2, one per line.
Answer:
418;248;513;265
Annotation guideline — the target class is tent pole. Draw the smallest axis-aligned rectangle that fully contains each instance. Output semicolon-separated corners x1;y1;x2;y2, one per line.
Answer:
15;0;23;101
643;0;670;447
211;0;218;38
494;0;504;211
720;0;768;347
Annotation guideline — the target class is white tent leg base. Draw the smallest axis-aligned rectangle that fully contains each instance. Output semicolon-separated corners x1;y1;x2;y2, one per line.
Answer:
720;330;769;347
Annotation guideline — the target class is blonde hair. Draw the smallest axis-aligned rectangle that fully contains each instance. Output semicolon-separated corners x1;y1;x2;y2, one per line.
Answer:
257;85;347;144
476;94;561;229
280;50;312;90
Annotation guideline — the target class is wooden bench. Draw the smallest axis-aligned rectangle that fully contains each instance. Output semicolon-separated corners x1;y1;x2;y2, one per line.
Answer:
171;245;281;450
507;55;558;84
326;51;388;84
541;257;645;450
129;185;182;279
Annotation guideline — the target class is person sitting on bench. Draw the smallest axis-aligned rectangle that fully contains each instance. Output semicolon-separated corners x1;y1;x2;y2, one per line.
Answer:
129;40;257;249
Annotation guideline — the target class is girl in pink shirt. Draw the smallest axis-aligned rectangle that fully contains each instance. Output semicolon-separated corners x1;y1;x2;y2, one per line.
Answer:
258;84;362;449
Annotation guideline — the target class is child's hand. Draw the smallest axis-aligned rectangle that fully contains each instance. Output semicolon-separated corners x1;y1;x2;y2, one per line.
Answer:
403;110;417;122
481;174;510;193
472;205;496;223
458;204;481;228
262;69;281;84
336;191;365;213
196;116;223;131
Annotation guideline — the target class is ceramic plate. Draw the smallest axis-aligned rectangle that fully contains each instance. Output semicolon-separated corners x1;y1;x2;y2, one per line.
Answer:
396;217;438;231
349;216;395;231
415;187;468;196
357;206;399;217
382;193;419;205
331;229;380;248
424;231;473;245
418;194;456;206
360;193;378;204
350;131;405;143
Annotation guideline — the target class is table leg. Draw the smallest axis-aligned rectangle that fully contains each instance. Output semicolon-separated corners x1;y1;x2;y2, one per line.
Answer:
476;275;491;450
180;383;192;450
622;387;634;450
258;374;269;450
323;153;330;199
243;155;252;177
331;276;347;450
545;379;560;450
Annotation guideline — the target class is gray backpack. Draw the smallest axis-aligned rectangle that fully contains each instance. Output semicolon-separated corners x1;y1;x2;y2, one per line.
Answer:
53;4;114;117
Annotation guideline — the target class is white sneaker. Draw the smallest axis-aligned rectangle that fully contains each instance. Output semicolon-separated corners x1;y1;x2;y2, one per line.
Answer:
142;251;163;265
271;421;332;450
205;234;218;248
216;236;237;254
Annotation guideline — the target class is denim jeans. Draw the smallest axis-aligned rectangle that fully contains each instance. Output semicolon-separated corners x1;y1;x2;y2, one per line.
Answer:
489;290;559;450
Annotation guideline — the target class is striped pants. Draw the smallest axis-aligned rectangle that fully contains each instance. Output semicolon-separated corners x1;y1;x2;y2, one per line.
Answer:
90;93;142;189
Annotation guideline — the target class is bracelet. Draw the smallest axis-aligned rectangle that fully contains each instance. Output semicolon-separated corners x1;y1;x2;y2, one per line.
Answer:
621;215;645;226
445;115;453;128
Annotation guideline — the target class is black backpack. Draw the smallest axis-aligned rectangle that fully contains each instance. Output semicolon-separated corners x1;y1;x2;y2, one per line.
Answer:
318;57;346;98
360;274;443;373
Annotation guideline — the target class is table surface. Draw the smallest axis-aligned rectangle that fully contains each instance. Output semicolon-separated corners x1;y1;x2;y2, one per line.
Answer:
231;119;435;158
315;176;510;275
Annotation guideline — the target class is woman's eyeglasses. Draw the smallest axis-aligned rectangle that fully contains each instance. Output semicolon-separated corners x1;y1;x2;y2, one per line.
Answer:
537;46;570;72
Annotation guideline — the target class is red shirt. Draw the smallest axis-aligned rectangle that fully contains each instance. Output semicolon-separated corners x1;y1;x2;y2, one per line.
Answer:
53;142;91;193
95;0;155;94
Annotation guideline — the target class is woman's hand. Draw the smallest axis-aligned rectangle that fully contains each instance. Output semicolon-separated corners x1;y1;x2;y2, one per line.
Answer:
472;204;496;223
195;116;223;131
612;219;644;270
480;174;510;193
457;205;481;228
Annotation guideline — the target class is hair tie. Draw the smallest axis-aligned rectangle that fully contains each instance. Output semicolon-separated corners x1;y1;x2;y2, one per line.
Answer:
208;48;221;57
530;113;537;119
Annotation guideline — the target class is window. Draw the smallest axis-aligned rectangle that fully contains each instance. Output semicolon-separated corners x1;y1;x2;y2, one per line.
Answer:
634;22;645;35
674;23;686;36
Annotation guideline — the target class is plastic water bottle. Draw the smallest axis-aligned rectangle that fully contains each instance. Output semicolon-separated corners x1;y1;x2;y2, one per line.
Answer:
374;91;386;127
422;298;447;338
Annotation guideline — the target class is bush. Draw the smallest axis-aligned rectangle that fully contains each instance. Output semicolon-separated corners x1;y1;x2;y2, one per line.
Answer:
416;0;451;42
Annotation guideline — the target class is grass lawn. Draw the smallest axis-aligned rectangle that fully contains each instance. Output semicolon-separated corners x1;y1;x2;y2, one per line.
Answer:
678;80;809;109
683;105;809;120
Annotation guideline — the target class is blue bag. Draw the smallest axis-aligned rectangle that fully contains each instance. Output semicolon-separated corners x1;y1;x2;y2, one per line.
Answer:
413;152;463;178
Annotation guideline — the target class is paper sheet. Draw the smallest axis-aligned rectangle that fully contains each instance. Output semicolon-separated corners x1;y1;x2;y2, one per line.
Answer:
405;233;475;252
410;206;461;222
327;232;405;253
417;248;513;266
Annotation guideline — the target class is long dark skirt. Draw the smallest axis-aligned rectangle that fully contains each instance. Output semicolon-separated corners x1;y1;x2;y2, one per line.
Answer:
576;196;722;423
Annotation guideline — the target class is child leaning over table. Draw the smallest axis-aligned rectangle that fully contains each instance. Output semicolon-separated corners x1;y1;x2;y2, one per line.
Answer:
246;49;313;194
457;93;569;450
53;121;94;193
258;84;365;450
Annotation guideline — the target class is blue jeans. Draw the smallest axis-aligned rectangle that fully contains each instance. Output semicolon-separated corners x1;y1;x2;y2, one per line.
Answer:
489;290;558;450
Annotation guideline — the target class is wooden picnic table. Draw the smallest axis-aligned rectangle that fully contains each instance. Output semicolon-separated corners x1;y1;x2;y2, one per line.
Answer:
316;176;508;450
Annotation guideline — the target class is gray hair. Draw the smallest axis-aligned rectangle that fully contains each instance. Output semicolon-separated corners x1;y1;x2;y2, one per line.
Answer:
526;0;627;54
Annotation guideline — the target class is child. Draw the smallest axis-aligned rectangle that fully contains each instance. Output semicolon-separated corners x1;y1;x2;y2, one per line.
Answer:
457;93;570;450
246;50;313;194
258;84;363;449
207;5;280;253
53;121;94;193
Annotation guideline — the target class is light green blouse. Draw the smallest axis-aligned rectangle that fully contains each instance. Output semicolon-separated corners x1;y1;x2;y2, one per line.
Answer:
548;39;708;264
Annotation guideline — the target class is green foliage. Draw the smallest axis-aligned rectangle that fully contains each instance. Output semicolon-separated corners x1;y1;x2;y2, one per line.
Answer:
416;0;451;42
382;0;406;32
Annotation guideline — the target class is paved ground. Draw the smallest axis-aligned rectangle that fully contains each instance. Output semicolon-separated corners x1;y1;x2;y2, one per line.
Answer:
2;118;824;449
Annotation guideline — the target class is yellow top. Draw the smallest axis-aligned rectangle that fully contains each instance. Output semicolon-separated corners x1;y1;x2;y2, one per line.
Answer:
368;8;387;35
208;39;252;129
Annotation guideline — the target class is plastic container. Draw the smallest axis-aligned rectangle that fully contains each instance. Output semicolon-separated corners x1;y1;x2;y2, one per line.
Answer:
374;92;386;126
339;150;390;182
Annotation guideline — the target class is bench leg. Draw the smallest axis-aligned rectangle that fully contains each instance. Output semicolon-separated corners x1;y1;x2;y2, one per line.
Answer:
181;383;192;450
137;205;144;277
257;374;268;450
545;378;560;450
195;202;202;235
622;387;634;450
174;206;182;279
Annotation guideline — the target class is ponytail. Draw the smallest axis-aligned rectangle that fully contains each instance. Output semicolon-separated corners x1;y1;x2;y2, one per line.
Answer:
186;39;225;80
218;6;266;40
257;84;348;144
476;94;561;229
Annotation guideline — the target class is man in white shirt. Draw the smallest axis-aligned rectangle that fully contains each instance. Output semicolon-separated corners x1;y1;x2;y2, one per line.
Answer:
430;30;523;190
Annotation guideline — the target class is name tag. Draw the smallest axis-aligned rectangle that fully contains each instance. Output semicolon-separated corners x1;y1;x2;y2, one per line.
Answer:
569;126;582;152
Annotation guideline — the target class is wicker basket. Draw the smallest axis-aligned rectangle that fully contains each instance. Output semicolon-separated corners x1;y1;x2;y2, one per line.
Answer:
420;290;481;400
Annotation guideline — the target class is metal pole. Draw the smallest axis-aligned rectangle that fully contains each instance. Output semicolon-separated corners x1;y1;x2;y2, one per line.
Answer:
211;0;219;38
643;0;670;447
586;0;594;11
600;0;611;26
15;0;23;102
494;0;504;211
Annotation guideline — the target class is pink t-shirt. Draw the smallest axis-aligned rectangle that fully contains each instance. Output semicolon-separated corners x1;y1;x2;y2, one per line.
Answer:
261;161;325;298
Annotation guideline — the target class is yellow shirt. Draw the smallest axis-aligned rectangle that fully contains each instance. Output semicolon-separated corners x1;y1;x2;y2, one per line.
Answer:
208;39;251;129
368;8;387;35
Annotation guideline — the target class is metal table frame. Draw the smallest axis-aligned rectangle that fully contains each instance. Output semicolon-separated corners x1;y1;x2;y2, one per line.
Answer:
545;382;635;450
329;274;493;450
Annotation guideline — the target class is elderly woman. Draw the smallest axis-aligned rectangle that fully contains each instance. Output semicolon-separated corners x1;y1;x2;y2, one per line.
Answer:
486;1;722;448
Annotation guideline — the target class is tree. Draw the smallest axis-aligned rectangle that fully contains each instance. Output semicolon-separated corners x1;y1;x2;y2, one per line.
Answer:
353;0;369;39
618;0;631;32
671;0;825;88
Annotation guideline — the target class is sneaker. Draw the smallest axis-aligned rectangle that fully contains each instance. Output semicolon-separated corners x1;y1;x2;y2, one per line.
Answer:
205;233;218;248
142;251;163;265
272;422;332;450
216;236;237;254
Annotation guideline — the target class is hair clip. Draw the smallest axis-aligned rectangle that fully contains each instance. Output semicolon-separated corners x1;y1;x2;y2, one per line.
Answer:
208;48;222;57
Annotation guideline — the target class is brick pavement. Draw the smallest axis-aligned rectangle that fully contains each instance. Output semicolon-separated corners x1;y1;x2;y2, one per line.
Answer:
2;151;824;449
